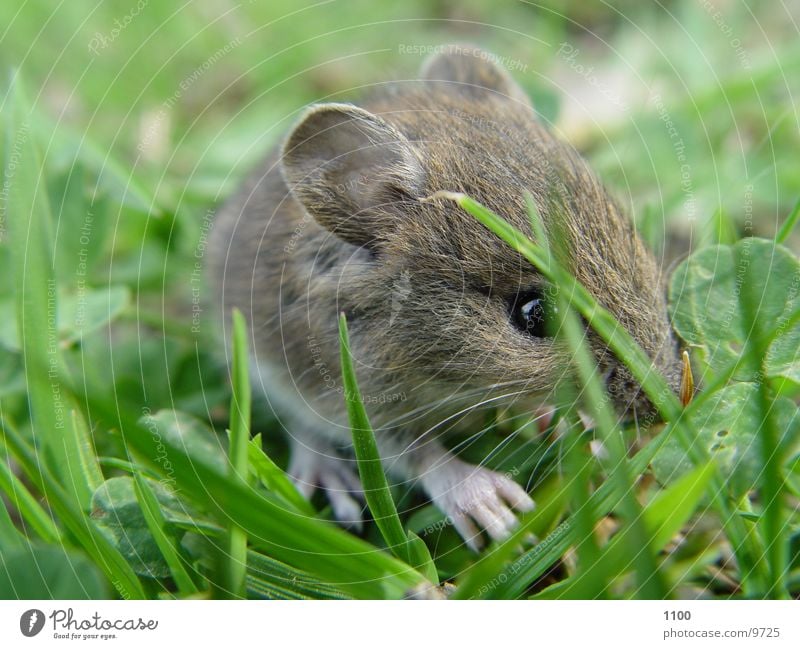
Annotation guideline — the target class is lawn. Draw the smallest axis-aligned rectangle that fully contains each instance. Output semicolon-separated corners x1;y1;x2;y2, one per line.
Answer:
1;0;799;599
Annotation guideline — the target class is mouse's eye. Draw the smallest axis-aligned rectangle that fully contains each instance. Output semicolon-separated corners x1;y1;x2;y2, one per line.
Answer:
510;289;558;338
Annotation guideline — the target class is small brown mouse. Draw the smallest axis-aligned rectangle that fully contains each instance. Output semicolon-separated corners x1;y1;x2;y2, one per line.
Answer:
208;45;681;550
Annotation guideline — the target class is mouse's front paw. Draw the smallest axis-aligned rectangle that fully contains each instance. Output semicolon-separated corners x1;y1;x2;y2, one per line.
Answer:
288;444;365;531
425;460;535;551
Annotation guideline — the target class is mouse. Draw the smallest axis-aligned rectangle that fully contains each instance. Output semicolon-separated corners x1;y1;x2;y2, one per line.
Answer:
207;44;682;551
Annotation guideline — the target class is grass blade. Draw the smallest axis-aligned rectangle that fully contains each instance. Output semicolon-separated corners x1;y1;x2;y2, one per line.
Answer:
63;409;105;506
338;313;437;583
75;378;430;597
0;499;24;552
736;244;790;598
226;309;251;598
0;443;61;544
246;551;349;600
338;314;408;552
248;434;314;515
776;197;800;244
132;472;198;597
529;197;665;598
456;426;668;599
466;344;774;599
434;191;684;420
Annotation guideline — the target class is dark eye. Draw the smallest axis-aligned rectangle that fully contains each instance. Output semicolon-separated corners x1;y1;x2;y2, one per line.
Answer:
510;289;557;338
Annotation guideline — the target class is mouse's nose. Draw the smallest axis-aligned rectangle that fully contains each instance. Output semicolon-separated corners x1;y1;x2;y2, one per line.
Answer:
603;365;659;422
603;352;684;422
605;364;647;416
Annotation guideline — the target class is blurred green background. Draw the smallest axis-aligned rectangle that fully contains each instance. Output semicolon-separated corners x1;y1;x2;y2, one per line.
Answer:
1;0;799;599
2;0;798;234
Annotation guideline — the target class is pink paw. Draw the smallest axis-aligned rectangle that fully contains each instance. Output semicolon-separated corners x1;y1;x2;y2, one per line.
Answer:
424;459;535;551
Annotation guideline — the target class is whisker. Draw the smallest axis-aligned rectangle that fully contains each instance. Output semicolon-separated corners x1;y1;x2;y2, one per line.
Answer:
377;379;534;428
396;390;558;472
398;388;531;452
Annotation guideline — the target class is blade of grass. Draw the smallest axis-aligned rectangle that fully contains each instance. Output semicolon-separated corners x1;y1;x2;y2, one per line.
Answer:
63;409;105;505
737;244;790;598
406;532;437;584
525;202;604;590
0;417;145;598
554;301;665;598
137;419;427;597
338;314;438;583
455;420;671;599
776;197;800;244
246;550;349;600
456;339;771;599
558;318;666;599
532;199;665;598
709;207;738;246
338;313;408;554
225;309;251;598
433;192;682;419
560;408;605;590
132;472;198;597
0;442;62;544
0;499;24;552
248;434;314;516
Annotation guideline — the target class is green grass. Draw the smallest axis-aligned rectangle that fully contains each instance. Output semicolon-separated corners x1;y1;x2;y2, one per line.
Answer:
1;0;799;600
223;308;251;598
339;313;438;584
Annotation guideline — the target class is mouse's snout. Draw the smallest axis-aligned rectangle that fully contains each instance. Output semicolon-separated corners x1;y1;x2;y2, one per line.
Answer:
604;364;653;418
603;345;684;422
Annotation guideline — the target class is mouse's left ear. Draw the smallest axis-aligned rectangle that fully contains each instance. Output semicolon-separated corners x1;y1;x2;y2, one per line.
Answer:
420;44;532;109
281;103;424;249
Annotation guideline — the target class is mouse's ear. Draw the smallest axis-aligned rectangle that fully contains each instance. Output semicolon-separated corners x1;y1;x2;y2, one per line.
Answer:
281;103;424;249
420;44;531;108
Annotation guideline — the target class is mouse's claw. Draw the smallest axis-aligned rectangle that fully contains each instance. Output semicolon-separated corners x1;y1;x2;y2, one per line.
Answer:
424;459;534;551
